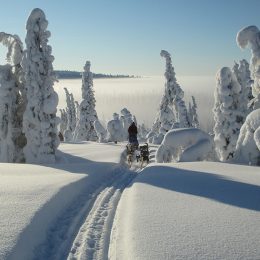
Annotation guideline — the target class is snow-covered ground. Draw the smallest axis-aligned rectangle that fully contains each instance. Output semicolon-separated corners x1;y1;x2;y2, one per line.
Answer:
0;142;131;260
1;142;260;260
110;161;260;260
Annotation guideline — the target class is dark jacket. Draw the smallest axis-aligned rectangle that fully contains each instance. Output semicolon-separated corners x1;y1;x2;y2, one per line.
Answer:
128;122;138;136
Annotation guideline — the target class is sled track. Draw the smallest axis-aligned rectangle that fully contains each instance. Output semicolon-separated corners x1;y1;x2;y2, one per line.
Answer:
33;165;136;260
67;170;136;260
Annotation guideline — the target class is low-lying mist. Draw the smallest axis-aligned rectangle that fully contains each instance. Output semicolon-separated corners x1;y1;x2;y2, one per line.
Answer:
54;76;215;132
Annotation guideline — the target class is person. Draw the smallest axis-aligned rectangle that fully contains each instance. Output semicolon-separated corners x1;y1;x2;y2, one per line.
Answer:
128;122;138;145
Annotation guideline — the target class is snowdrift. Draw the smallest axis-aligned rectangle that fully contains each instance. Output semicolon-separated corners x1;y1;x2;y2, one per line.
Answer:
156;128;214;163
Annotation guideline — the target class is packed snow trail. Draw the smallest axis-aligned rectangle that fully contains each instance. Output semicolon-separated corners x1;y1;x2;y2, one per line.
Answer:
34;142;139;260
67;169;136;260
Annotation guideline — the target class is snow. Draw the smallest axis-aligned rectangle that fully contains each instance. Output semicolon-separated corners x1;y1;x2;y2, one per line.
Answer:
1;141;260;259
0;142;125;260
110;161;260;260
94;119;107;142
237;25;260;109
156;128;214;163
213;66;243;161
235;108;260;165
74;61;98;142
107;113;124;143
22;8;60;163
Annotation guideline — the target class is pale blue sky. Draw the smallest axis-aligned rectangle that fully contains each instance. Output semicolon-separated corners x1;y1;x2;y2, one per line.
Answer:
0;0;259;76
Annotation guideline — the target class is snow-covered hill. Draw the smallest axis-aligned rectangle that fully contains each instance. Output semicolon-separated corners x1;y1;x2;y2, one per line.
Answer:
0;142;127;260
110;161;260;260
1;142;260;260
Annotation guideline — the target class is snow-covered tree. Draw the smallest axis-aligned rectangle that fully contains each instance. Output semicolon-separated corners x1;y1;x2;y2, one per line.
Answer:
63;88;76;141
138;123;149;141
232;59;253;117
22;8;59;163
189;96;199;128
75;100;80;126
59;108;68;136
74;61;98;141
148;50;190;144
233;25;260;164
107;113;124;143
156;128;214;163
94;119;107;143
69;93;77;132
235;109;260;165
213;67;243;161
0;33;26;162
120;108;134;140
160;50;189;128
237;26;260;109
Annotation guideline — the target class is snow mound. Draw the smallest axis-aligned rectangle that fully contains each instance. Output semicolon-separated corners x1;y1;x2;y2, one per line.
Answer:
156;128;214;163
235;109;260;165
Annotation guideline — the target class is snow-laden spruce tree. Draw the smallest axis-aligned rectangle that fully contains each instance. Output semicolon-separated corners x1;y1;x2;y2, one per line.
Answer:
94;119;107;143
75;100;80;126
232;59;253;117
138;123;149;142
190;96;199;128
59;108;68;136
237;26;260;109
0;33;26;162
22;8;59;163
107;113;124;143
120;108;134;140
233;25;260;164
148;50;189;143
74;61;98;141
235;109;260;165
63;88;76;141
160;50;190;128
213;67;243;161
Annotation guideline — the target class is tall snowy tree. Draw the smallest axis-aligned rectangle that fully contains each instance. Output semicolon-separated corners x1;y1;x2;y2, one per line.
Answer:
74;61;98;141
190;96;199;128
232;59;253;118
120;108;134;140
59;108;68;136
0;33;26;162
234;25;260;164
160;50;190;128
22;8;59;163
94;119;107;143
148;50;189;143
75;100;80;126
213;67;243;161
107;113;124;143
237;26;260;109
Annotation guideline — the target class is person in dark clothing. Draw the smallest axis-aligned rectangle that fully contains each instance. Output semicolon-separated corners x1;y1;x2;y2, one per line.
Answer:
128;122;138;145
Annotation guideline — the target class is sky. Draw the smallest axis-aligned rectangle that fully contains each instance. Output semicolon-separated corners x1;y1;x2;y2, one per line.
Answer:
0;0;259;76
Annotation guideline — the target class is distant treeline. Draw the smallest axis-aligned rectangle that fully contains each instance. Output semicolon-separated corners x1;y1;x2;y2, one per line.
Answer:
55;70;136;79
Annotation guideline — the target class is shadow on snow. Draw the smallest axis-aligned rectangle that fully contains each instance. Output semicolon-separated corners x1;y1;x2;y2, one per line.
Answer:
136;165;260;211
